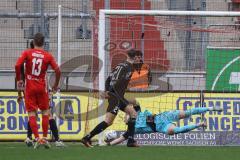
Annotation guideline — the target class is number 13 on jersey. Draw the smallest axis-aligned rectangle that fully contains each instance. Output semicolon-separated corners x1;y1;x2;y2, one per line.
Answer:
32;58;43;76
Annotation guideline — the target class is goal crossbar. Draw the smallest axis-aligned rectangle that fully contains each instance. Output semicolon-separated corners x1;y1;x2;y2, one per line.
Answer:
101;9;240;16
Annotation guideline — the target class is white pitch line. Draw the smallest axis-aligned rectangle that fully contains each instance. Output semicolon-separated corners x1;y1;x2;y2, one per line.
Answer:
211;56;240;90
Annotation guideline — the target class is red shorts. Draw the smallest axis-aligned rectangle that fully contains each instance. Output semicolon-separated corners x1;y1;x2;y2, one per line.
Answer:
24;82;49;112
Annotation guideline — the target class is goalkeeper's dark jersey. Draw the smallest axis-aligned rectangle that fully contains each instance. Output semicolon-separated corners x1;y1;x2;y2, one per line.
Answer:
105;61;133;97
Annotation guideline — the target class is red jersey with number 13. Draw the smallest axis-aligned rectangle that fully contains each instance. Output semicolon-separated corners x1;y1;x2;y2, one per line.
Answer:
15;49;58;90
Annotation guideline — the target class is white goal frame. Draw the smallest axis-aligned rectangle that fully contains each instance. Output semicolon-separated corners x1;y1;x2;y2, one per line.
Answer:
97;9;240;145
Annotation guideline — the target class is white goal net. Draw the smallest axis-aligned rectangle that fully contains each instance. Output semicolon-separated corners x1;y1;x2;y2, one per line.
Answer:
94;10;240;145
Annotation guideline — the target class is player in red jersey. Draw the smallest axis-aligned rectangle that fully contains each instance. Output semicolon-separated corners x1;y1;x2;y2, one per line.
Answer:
17;40;65;148
15;33;61;149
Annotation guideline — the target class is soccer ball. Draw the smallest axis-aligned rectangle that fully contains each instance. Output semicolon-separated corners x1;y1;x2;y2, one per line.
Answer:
104;130;117;142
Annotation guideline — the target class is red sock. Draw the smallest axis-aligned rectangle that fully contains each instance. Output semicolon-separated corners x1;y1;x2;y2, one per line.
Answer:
29;116;39;139
42;115;49;138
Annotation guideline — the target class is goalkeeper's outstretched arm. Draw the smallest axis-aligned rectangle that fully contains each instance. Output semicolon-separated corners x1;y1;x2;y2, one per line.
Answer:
108;135;126;146
108;131;131;146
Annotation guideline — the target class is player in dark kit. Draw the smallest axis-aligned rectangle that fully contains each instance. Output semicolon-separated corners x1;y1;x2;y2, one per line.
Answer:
81;49;139;147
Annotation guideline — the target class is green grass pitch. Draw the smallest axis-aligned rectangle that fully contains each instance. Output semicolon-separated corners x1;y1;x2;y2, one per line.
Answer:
0;142;239;160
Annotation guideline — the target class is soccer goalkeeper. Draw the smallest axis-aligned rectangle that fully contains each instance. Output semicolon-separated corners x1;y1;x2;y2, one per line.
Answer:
106;105;223;146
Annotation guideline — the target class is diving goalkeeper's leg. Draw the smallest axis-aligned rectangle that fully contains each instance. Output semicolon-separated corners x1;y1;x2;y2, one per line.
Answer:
166;122;206;135
180;106;223;119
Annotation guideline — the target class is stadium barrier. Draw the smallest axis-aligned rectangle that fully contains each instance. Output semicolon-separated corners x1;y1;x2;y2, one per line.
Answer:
0;91;240;145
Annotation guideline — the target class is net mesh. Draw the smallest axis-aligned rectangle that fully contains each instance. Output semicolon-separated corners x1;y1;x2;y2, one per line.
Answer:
99;14;240;133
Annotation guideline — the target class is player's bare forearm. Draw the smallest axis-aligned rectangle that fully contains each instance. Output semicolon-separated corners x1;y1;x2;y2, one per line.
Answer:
100;91;110;99
17;91;23;104
18;91;22;97
53;68;61;92
16;80;25;91
110;135;126;146
55;68;61;85
127;98;138;105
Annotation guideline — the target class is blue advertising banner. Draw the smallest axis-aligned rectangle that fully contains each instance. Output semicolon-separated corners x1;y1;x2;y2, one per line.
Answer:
116;93;240;146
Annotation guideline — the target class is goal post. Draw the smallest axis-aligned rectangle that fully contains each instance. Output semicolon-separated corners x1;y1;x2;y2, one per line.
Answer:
55;4;62;133
97;9;240;145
